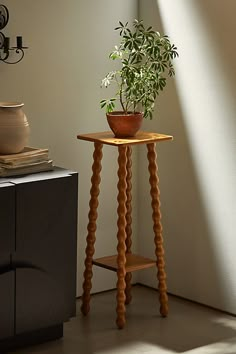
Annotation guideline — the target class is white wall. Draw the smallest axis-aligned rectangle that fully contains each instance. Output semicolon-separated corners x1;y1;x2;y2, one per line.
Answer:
138;0;236;314
0;0;138;296
2;0;236;314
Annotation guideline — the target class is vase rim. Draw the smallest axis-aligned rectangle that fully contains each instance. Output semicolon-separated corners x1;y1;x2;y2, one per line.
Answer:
0;102;24;108
106;111;143;116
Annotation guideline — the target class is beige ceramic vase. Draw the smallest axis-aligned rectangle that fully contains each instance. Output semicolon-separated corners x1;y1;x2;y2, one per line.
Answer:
0;102;30;154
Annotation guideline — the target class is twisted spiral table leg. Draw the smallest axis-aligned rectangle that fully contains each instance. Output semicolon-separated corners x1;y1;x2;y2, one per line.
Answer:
116;145;127;329
125;146;132;305
147;143;168;317
81;142;103;316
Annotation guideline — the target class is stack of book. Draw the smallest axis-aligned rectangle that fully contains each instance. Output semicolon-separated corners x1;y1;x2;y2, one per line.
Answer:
0;147;54;177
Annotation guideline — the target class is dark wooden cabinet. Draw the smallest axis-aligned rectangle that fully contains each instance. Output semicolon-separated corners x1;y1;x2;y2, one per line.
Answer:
0;168;78;351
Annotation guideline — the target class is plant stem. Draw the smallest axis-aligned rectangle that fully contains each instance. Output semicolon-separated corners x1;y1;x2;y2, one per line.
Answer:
125;101;130;113
119;86;126;113
115;72;126;113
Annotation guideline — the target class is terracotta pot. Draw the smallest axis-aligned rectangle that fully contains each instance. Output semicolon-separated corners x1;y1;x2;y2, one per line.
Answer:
106;111;143;138
0;102;30;154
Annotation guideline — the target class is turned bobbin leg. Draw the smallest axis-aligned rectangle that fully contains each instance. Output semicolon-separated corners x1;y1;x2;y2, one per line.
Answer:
116;145;127;329
81;142;103;316
147;143;168;317
125;146;132;305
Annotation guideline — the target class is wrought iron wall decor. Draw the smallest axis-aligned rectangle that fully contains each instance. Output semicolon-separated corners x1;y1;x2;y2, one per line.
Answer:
0;4;28;64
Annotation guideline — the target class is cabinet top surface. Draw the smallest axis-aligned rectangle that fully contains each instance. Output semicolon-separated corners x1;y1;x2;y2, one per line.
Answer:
77;131;173;146
0;167;77;185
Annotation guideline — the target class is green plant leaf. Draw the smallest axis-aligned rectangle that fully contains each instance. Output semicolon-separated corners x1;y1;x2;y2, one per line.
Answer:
100;102;107;109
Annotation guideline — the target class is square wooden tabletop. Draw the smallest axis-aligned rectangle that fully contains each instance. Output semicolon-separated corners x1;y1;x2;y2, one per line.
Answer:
77;131;173;146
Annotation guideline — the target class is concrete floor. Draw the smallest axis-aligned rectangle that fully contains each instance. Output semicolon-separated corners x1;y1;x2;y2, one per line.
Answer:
10;285;236;354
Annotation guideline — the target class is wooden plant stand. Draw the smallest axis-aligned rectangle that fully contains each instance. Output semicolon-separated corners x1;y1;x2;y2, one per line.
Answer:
77;131;173;329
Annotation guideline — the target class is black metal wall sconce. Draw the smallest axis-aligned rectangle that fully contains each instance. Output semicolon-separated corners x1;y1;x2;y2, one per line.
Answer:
0;4;28;64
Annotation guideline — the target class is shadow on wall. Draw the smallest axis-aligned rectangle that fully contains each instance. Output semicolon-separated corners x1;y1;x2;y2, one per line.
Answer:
138;0;236;316
199;0;236;97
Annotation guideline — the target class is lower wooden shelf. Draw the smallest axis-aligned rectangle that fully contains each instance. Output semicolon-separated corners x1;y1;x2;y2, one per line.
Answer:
92;254;156;272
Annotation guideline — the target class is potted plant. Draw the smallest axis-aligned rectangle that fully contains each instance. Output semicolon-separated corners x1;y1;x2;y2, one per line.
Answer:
100;19;179;138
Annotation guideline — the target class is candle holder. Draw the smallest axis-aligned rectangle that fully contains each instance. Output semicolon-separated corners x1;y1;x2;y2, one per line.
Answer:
0;4;28;64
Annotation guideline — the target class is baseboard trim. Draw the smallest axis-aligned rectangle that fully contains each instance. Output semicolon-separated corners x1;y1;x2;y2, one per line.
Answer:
136;282;236;317
77;282;236;317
